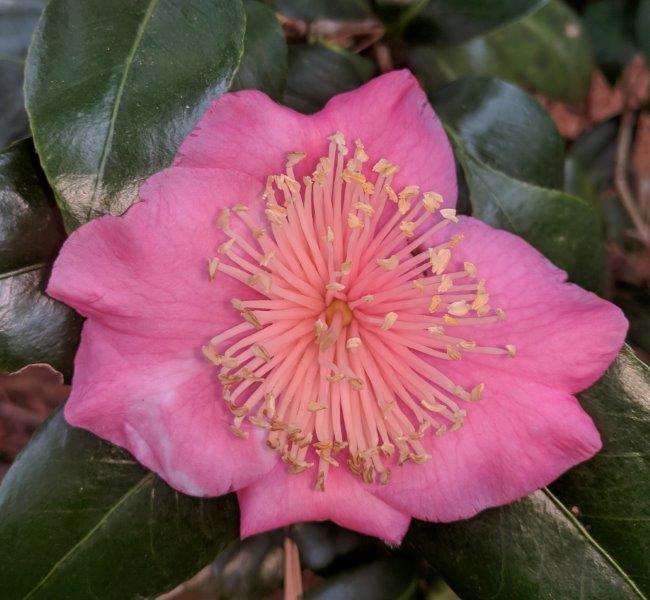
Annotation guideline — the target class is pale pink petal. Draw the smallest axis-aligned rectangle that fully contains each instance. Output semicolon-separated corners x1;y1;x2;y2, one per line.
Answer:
174;70;457;208
238;461;411;543
372;365;601;521
432;217;627;393
49;167;278;494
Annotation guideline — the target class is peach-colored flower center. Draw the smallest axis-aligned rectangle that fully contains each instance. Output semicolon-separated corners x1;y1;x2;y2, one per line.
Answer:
203;133;515;490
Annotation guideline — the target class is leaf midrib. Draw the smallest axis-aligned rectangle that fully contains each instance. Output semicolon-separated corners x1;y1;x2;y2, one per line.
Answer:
22;472;154;599
543;488;647;599
0;261;49;281
85;0;161;221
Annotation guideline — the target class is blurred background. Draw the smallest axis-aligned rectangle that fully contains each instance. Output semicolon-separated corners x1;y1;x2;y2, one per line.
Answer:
0;0;648;598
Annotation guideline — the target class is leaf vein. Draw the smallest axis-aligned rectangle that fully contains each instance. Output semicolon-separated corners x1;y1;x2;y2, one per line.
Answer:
22;473;154;598
85;0;161;220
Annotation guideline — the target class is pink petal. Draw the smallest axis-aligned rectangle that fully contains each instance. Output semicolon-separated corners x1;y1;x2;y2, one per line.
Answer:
372;365;602;521
238;461;411;543
65;320;277;495
370;216;624;521
434;217;627;393
48;167;262;336
49;167;278;494
174;70;457;208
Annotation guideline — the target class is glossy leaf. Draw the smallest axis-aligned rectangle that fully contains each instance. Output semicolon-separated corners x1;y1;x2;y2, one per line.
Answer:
553;346;650;594
303;557;418;600
0;409;240;599
212;531;285;600
396;0;547;45
273;0;373;21
638;0;650;62
0;140;81;378
408;0;592;104
564;156;599;211
0;0;45;147
406;487;644;599
293;521;383;574
283;42;376;114
25;0;247;231
614;286;650;355
432;77;606;292
583;0;638;83
231;0;287;100
568;119;618;193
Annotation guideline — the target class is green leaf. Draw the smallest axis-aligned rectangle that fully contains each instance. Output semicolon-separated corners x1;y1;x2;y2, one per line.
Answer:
0;139;81;378
584;0;638;83
614;286;650;355
273;0;373;21
431;77;606;292
303;557;418;600
25;0;247;232
0;409;240;599
552;346;650;594
293;521;383;574
564;156;600;211
567;119;630;246
212;532;284;600
0;0;45;147
283;42;376;114
637;0;650;62
231;0;288;100
568;119;618;193
408;0;592;104
394;0;547;45
406;487;645;599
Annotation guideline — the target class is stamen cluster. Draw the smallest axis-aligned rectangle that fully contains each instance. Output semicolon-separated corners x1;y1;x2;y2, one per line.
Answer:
204;133;515;490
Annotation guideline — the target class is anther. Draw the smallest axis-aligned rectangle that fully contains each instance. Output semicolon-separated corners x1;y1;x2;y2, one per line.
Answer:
354;201;375;216
448;300;470;317
216;208;230;230
440;208;459;222
429;248;451;275
207;258;219;282
438;275;453;292
400;221;415;237
464;261;477;277
377;255;399;270
381;312;398;330
383;184;398;203
346;337;362;350
422;191;443;212
286;151;306;168
446;346;462;361
338;261;352;275
347;213;364;229
470;383;485;401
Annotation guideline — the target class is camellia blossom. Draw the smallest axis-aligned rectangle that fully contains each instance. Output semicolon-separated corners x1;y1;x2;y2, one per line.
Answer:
48;70;627;543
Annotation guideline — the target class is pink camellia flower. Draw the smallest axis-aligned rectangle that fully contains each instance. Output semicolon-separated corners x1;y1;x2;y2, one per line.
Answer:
48;70;627;543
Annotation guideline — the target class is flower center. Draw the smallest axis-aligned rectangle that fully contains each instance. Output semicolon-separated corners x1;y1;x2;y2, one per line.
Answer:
325;299;353;327
203;133;515;490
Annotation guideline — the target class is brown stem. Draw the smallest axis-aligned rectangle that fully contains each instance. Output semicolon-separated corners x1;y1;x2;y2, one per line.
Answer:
283;533;303;600
615;110;650;246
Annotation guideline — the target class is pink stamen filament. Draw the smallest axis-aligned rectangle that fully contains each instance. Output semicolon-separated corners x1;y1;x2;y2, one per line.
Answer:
204;133;515;490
